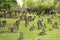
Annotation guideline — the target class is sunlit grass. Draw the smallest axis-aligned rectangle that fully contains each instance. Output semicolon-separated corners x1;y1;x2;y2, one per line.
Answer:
0;13;60;40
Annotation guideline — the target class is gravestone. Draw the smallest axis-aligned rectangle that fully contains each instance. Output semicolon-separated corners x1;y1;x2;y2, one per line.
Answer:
24;15;27;20
8;27;17;32
8;27;13;32
20;32;23;40
20;15;23;20
39;24;46;35
39;29;46;35
37;20;42;30
28;16;32;21
14;20;20;30
30;24;35;31
25;16;29;27
2;20;6;26
4;11;11;18
20;15;24;20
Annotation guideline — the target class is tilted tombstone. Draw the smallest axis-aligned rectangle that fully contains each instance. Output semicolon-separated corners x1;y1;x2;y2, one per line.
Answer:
39;24;46;35
30;24;35;31
20;15;23;20
28;16;32;21
42;24;46;33
8;27;13;32
20;13;27;20
39;28;46;35
4;11;11;18
8;27;17;32
25;16;29;27
20;14;25;20
20;32;23;40
14;20;20;30
52;22;58;29
2;20;6;26
13;27;17;32
37;20;42;30
24;14;27;20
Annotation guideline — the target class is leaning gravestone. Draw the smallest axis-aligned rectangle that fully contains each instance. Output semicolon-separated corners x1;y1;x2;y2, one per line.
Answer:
8;27;17;32
2;20;6;26
39;24;46;35
20;15;24;20
25;16;29;27
39;28;46;35
20;32;23;40
37;20;42;30
14;20;20;30
8;27;13;32
28;16;32;21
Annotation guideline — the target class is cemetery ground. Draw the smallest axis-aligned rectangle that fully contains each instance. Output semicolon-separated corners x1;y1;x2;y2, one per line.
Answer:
0;13;60;40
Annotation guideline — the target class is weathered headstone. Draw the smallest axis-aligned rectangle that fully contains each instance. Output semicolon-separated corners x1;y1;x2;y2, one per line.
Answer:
4;11;11;18
20;15;24;20
8;27;17;32
25;16;29;27
28;16;32;21
14;20;20;30
8;27;13;32
39;29;46;35
39;24;46;35
2;20;6;26
37;20;42;29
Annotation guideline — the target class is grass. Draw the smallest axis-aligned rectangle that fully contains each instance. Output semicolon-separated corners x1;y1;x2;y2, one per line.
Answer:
0;13;60;40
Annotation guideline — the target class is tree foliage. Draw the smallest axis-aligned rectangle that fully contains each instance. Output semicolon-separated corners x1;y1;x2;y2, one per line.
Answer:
0;0;17;10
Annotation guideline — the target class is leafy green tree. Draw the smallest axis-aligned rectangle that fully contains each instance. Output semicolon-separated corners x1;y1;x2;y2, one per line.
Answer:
0;0;17;10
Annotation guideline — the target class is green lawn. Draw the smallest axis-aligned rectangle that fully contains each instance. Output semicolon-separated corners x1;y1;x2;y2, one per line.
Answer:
0;13;60;40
